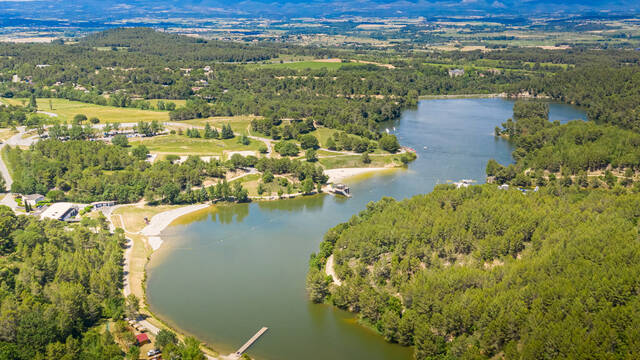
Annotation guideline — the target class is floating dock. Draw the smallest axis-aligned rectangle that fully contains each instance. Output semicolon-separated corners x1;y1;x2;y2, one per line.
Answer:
329;183;351;197
235;327;269;355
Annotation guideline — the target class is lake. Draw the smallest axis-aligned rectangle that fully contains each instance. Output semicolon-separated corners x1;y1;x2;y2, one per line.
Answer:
146;98;587;359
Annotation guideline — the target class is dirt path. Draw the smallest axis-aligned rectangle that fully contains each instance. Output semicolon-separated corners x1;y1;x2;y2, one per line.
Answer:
246;124;273;158
325;254;342;286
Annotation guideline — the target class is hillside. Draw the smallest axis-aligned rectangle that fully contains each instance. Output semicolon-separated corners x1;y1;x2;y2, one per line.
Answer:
307;186;640;358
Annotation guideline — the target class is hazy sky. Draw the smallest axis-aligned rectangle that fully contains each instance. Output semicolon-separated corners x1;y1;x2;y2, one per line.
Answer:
0;0;636;19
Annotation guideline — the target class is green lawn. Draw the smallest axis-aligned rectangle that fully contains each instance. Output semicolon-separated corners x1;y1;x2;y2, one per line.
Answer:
4;98;171;124
182;116;259;135
311;127;340;147
319;154;401;169
129;134;261;155
242;176;298;197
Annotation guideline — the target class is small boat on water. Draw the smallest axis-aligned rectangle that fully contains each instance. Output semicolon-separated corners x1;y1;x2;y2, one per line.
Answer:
385;128;390;134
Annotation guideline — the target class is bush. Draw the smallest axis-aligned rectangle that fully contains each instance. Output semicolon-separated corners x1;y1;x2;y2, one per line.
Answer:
132;145;149;160
379;134;400;153
274;141;299;157
238;135;250;145
306;149;318;162
112;134;129;147
73;114;88;124
263;170;274;183
299;134;319;150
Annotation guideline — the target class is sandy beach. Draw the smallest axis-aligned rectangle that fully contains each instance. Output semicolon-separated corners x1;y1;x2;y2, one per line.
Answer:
324;167;391;183
140;203;210;249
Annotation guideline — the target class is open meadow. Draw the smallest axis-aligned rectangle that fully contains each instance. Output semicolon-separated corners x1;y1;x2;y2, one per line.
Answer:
129;134;262;157
4;98;173;123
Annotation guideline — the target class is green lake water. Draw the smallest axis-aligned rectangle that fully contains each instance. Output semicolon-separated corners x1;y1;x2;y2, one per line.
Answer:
146;98;586;360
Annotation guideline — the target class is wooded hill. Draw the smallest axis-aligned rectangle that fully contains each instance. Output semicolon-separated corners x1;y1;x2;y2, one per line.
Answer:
307;186;640;359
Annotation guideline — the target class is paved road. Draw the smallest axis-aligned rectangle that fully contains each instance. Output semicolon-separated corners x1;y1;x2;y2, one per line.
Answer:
0;143;12;190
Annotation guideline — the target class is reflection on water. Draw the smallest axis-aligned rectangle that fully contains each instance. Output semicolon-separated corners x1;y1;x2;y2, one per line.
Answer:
147;99;588;360
215;203;250;224
256;193;327;213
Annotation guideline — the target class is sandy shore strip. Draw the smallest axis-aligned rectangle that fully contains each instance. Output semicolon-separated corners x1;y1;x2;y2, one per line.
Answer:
325;167;391;183
325;254;342;286
140;203;210;249
419;93;506;99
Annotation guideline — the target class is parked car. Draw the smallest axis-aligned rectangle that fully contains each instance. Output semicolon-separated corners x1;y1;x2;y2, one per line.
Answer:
147;349;161;357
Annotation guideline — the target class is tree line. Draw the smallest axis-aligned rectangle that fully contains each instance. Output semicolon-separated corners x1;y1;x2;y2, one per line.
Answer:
490;101;640;189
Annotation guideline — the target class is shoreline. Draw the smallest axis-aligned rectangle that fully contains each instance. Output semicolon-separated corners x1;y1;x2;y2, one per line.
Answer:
139;203;211;250
116;166;405;359
112;202;224;359
419;93;506;99
324;167;394;183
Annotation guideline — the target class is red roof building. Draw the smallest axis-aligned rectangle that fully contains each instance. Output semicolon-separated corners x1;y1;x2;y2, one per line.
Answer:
136;333;150;345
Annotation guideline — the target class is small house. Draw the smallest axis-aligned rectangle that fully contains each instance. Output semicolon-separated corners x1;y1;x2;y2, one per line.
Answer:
448;69;465;77
24;194;45;207
136;333;150;345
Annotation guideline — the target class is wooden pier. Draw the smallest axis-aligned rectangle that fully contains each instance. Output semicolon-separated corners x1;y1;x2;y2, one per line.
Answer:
235;327;269;355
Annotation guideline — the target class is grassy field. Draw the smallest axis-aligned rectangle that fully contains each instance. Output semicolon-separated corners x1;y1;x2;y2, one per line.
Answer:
129;134;262;156
311;127;340;147
319;154;401;169
240;175;299;197
113;204;181;233
182;115;259;135
4;98;171;123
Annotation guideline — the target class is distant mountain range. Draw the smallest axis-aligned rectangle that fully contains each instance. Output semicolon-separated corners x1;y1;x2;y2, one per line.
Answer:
0;0;637;21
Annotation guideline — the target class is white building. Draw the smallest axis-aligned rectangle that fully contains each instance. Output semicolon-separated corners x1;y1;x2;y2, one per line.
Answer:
454;179;474;189
40;203;79;221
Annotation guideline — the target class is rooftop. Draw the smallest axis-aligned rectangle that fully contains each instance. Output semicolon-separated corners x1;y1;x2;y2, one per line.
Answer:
40;202;77;220
23;193;44;201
